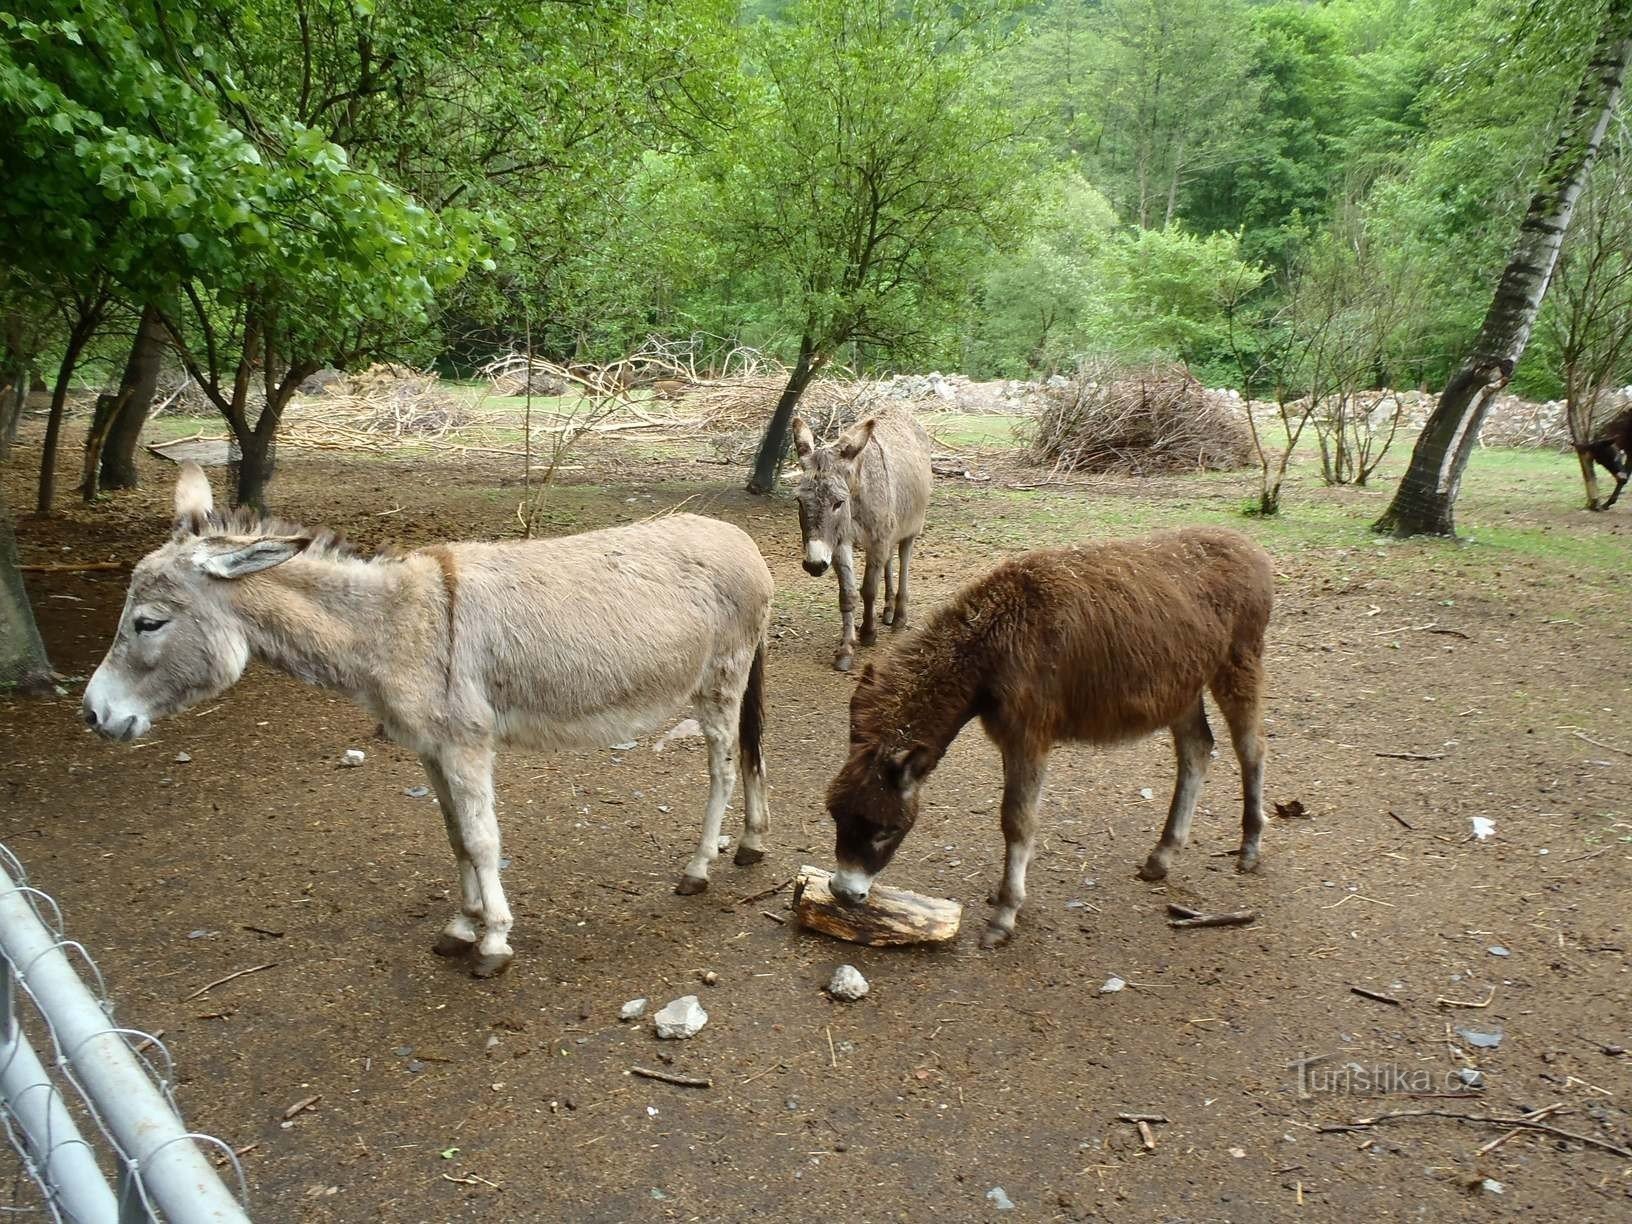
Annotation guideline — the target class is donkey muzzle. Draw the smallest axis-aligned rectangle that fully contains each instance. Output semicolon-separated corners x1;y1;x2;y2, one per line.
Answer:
802;559;830;577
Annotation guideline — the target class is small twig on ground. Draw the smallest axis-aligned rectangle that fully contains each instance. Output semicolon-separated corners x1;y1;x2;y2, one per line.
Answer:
1350;986;1401;1007
1116;1113;1170;1124
630;1066;712;1089
441;1172;500;1189
1168;909;1258;929
736;878;793;907
182;962;277;1001
1435;987;1496;1009
1317;1108;1632;1159
1135;1120;1157;1151
1386;810;1415;831
761;910;787;926
1165;904;1203;920
827;1026;838;1069
1375;751;1446;761
283;1094;321;1119
1564;729;1632;757
1474;1104;1565;1157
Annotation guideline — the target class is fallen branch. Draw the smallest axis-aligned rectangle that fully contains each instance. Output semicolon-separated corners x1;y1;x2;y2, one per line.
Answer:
630;1066;712;1089
1435;986;1496;1009
1316;1108;1632;1160
1565;729;1632;758
1349;986;1401;1007
735;878;793;907
1386;810;1415;831
1375;751;1446;761
1167;908;1258;929
182;962;277;1001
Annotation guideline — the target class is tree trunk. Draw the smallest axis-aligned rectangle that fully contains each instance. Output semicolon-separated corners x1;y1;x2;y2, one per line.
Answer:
1375;12;1632;538
1576;446;1605;509
0;315;31;465
231;428;276;511
98;305;166;491
36;322;97;515
745;338;819;495
0;490;53;694
77;390;129;502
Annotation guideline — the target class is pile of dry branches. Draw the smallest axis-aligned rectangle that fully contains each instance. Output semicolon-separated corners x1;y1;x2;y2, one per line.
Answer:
1025;362;1255;475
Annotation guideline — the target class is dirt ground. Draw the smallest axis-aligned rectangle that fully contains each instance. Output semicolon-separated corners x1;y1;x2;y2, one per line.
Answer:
2;427;1630;1222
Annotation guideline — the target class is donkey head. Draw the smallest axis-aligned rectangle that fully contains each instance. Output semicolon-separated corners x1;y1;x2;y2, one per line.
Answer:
824;665;932;904
791;416;877;576
81;464;309;741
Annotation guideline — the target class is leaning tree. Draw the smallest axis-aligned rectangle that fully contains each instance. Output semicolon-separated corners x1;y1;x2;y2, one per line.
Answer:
1374;0;1632;537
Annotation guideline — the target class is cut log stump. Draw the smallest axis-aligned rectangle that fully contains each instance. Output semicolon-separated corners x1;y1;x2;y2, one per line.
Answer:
793;865;962;946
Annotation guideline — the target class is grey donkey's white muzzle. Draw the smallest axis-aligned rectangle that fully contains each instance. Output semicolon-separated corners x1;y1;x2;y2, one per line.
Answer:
81;670;152;742
829;865;876;906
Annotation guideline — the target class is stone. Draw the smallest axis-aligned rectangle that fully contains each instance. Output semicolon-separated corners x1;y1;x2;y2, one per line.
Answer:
1457;1027;1503;1049
173;752;192;763
653;995;707;1039
619;998;648;1022
340;749;365;768
827;965;869;1001
1100;976;1126;994
985;1187;1015;1210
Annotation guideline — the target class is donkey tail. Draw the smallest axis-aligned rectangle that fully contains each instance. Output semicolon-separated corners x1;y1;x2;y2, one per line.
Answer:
738;638;767;777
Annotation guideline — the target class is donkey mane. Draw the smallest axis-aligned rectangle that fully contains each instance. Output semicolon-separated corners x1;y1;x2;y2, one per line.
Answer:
178;504;397;564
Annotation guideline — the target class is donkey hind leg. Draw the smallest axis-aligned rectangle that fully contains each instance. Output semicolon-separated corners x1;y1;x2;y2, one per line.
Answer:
983;746;1048;949
858;550;882;646
435;746;514;976
1137;699;1215;882
675;693;742;895
735;644;770;867
881;555;896;625
420;754;484;958
892;536;916;628
832;540;859;672
1211;654;1268;873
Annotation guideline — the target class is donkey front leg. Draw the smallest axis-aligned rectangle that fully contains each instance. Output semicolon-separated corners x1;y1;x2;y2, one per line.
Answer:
832;541;860;671
892;536;916;628
1138;699;1214;882
433;745;514;977
880;556;896;625
858;550;883;646
676;709;740;894
983;745;1048;949
420;754;483;959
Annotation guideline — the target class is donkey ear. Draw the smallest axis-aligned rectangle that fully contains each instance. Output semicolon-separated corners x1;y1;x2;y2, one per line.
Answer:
887;744;932;792
835;417;877;462
791;418;817;460
173;462;214;534
193;535;311;579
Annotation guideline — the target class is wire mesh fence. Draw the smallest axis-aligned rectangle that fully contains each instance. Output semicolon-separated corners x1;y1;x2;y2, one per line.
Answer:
0;841;251;1222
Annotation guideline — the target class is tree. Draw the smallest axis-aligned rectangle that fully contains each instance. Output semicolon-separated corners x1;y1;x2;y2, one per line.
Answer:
1375;2;1632;537
1541;131;1632;507
91;305;167;493
716;0;1031;493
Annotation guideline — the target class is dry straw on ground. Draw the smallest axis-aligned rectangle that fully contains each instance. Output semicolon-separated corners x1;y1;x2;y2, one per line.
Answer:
1025;362;1255;475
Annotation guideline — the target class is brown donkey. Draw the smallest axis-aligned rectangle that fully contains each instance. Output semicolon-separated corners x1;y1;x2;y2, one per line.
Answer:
825;526;1273;949
83;464;773;976
791;410;932;671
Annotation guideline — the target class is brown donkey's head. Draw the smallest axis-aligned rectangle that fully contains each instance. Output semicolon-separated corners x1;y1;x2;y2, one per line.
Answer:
81;463;309;741
824;665;932;904
790;417;876;576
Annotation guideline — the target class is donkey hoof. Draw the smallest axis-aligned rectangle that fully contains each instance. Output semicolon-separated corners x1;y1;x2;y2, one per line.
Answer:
979;924;1014;950
881;608;895;625
674;874;709;896
1136;857;1169;882
432;932;476;958
1236;849;1262;874
733;845;765;867
859;627;878;646
833;654;854;673
470;950;513;979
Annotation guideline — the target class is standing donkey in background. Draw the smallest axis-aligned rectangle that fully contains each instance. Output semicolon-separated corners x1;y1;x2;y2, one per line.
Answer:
83;464;774;977
792;409;932;672
824;527;1273;950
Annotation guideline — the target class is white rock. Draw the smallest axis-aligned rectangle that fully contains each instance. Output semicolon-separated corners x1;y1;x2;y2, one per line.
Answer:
340;748;365;768
611;741;637;751
653;995;708;1039
827;965;869;1001
1470;816;1495;841
1100;976;1126;994
619;997;648;1022
173;751;192;763
1138;787;1154;800
986;1187;1015;1210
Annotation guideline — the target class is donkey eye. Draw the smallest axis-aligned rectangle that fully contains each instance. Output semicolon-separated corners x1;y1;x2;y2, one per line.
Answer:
832;497;845;510
132;616;169;634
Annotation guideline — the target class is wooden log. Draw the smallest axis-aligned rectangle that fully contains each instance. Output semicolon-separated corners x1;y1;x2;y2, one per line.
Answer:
792;865;962;946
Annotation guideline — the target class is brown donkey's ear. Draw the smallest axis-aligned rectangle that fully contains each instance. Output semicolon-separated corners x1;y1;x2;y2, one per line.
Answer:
173;462;214;534
791;418;817;460
887;743;932;792
193;535;311;579
835;417;877;462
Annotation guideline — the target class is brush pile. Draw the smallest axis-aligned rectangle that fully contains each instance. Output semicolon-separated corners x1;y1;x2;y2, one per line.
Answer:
1025;362;1254;475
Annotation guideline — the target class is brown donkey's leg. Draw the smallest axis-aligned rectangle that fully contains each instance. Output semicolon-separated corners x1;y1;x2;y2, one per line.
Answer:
1137;699;1215;882
1211;655;1268;873
858;549;882;646
892;536;916;627
881;555;896;625
982;744;1049;949
420;754;484;959
832;540;859;671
